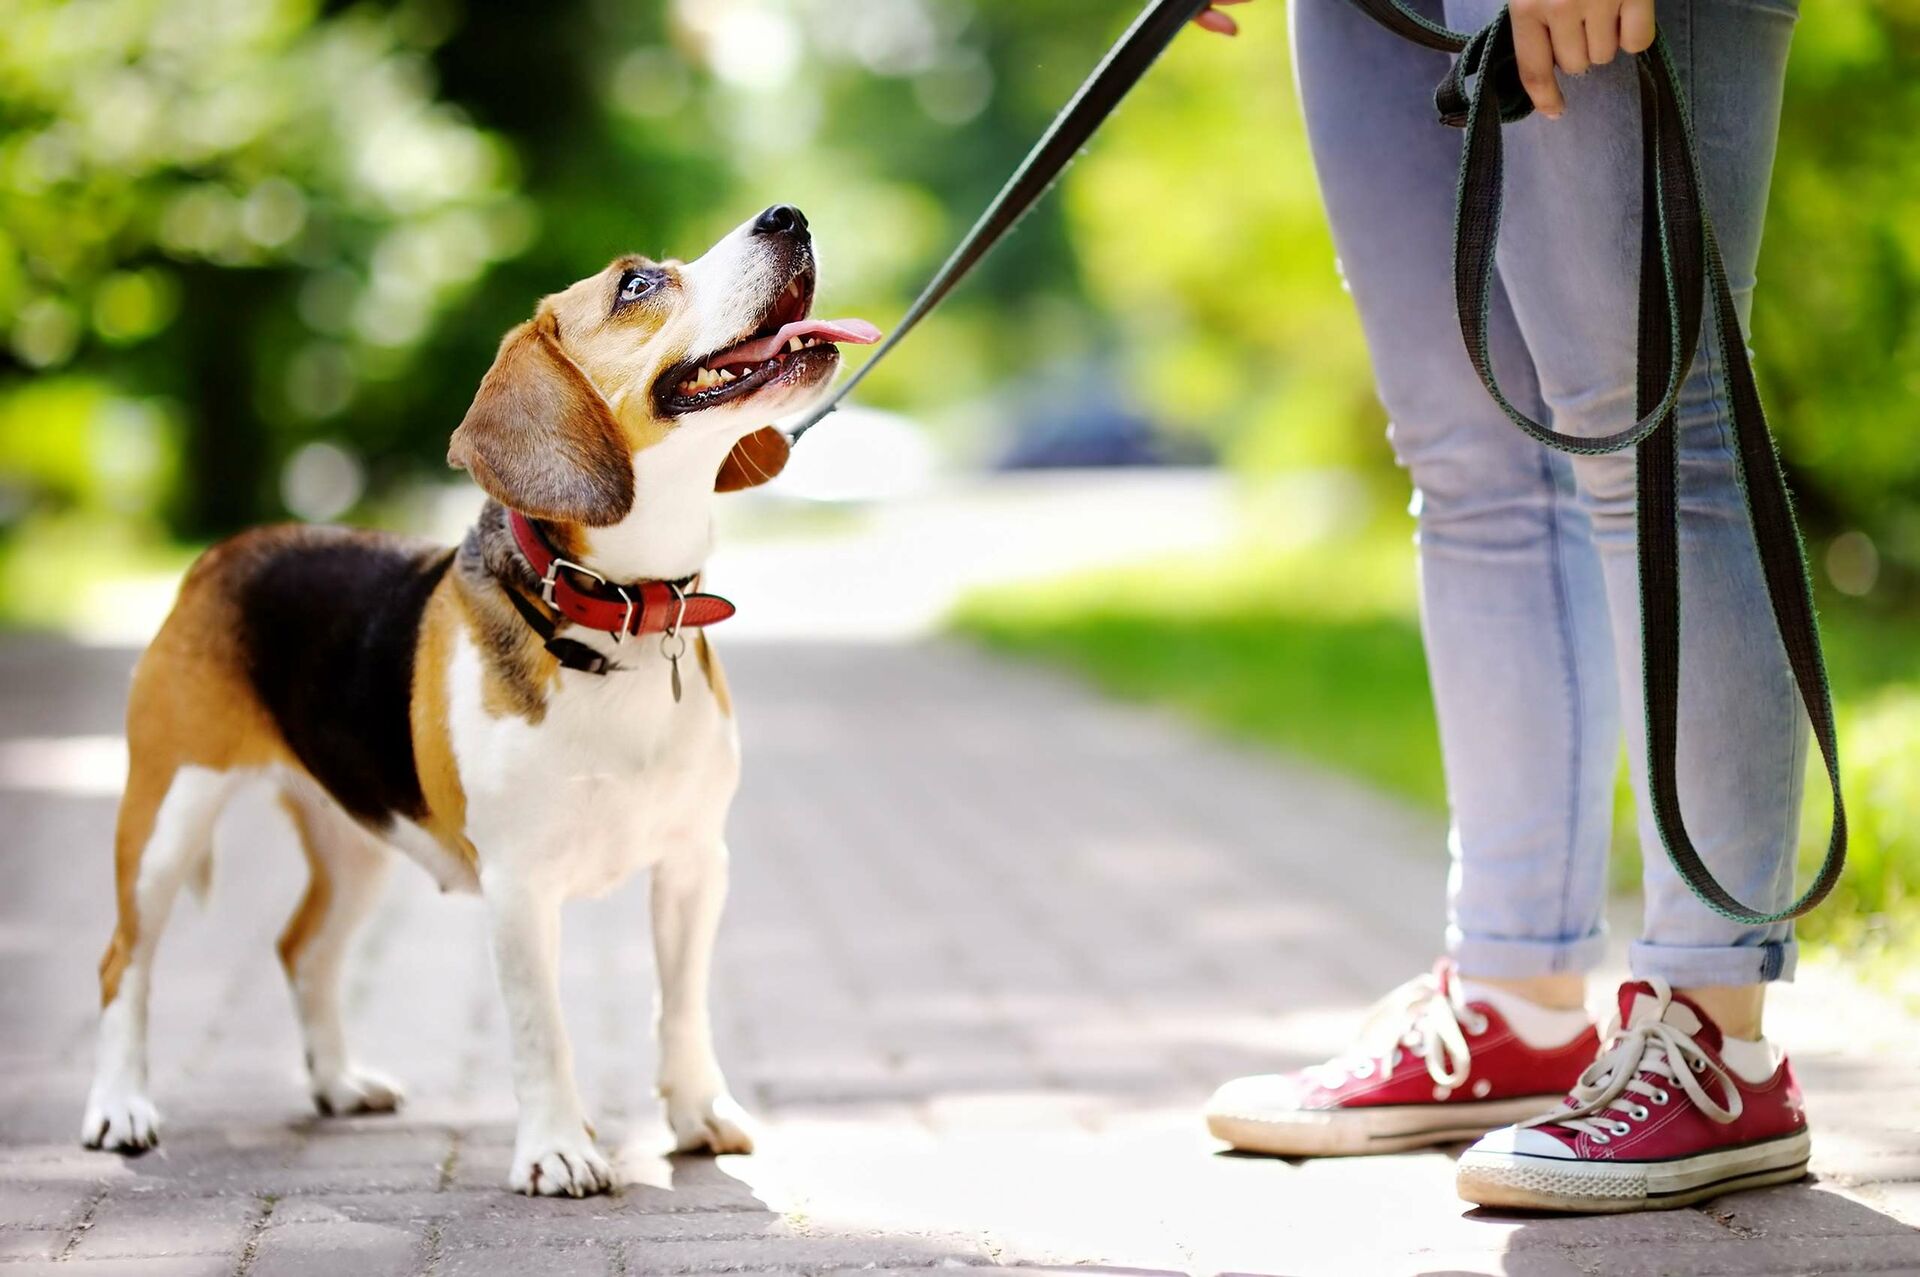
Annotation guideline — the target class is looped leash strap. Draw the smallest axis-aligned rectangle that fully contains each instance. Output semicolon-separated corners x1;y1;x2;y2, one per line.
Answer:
1344;2;1844;925
786;0;1215;441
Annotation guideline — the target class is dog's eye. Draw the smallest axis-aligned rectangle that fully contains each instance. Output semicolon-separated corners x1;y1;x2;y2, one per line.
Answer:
616;271;657;307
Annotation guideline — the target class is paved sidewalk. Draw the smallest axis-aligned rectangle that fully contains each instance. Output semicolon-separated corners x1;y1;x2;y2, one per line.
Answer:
1;636;1917;1276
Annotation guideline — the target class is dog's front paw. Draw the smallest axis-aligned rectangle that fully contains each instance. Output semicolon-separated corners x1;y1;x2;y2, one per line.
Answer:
81;1089;161;1153
312;1065;404;1118
509;1127;613;1197
666;1090;757;1155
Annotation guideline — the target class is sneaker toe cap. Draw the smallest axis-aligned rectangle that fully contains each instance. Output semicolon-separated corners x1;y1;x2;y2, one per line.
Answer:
1466;1124;1576;1160
1205;1073;1306;1118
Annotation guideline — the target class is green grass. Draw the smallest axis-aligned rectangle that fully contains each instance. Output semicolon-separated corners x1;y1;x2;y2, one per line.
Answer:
956;524;1441;807
953;525;1920;989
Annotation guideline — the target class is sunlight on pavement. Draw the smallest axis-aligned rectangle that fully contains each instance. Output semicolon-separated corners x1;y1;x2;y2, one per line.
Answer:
0;733;125;796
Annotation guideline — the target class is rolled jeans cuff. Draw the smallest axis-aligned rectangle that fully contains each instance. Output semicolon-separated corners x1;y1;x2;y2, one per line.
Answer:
1447;925;1609;979
1629;938;1797;987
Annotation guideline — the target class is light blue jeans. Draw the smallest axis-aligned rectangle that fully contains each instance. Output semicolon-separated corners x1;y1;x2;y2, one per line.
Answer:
1291;0;1806;986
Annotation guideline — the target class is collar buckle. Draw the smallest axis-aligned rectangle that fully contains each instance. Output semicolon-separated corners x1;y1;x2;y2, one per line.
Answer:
539;554;603;607
540;555;636;643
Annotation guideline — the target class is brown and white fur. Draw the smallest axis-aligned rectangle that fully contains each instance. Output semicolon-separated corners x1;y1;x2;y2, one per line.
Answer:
82;207;849;1196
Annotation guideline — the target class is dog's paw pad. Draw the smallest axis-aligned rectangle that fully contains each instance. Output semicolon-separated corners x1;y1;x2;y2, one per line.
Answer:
312;1067;405;1117
81;1093;161;1154
668;1092;757;1156
509;1134;613;1197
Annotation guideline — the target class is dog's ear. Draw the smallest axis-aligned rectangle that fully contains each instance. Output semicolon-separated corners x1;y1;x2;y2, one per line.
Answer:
714;426;791;492
448;315;634;526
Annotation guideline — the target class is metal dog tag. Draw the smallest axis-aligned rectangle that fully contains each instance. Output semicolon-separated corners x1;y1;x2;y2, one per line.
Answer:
661;630;687;703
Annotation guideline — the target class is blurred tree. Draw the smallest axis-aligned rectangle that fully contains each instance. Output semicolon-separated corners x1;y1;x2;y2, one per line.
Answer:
0;0;525;534
1751;0;1920;590
0;0;1914;609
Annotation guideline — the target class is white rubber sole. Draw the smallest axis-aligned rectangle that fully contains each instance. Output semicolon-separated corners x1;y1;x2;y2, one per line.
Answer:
1456;1128;1811;1213
1206;1094;1565;1157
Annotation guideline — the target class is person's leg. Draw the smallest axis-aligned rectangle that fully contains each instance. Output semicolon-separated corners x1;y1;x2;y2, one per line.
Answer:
1443;0;1805;1011
1444;0;1812;1212
1199;0;1626;1160
1293;0;1620;987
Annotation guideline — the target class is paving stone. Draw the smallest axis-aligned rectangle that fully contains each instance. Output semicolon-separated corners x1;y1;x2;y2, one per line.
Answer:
0;1185;93;1230
1584;1232;1920;1276
0;1229;64;1260
0;1260;234;1277
1377;1253;1588;1277
440;1207;778;1249
438;1242;619;1276
1700;1182;1920;1240
247;1218;427;1277
1489;1205;1731;1250
621;1231;989;1273
268;1190;468;1224
1854;1180;1920;1228
68;1191;258;1258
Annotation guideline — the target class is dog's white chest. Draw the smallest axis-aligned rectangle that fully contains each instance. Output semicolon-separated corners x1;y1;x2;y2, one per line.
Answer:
442;632;738;897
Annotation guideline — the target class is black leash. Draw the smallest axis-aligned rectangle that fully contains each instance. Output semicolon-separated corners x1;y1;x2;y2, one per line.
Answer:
786;0;1212;441
791;0;1844;924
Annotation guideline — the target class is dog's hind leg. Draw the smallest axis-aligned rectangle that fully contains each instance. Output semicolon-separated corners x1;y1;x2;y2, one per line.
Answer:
276;787;401;1117
652;841;755;1154
84;761;237;1152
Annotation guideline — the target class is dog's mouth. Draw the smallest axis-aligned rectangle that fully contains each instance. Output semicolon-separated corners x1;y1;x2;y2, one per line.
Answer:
656;264;880;416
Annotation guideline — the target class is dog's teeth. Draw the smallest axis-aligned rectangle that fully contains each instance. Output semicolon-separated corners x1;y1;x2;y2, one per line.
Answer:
717;369;735;383
787;337;803;353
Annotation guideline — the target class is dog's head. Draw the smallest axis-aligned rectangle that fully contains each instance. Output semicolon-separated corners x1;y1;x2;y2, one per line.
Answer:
448;205;877;525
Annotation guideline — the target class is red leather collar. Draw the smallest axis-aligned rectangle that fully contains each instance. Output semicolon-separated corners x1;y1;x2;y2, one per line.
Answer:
509;510;735;638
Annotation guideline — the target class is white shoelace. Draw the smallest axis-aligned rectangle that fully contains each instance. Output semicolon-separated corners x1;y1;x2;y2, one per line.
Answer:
1525;977;1741;1145
1306;969;1484;1092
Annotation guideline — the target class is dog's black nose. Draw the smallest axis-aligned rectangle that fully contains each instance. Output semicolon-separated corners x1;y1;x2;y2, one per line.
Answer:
753;204;808;238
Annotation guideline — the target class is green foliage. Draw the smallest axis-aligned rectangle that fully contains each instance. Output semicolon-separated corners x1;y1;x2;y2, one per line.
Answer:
1753;0;1920;576
0;0;1914;598
955;520;1443;806
0;0;526;532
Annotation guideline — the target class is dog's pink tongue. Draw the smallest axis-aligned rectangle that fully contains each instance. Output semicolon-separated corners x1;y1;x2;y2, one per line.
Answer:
710;318;881;369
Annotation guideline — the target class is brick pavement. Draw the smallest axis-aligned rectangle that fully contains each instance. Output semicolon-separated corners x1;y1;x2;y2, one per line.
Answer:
1;636;1916;1276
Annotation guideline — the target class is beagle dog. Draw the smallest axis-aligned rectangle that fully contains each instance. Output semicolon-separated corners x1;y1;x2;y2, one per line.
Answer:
80;205;878;1196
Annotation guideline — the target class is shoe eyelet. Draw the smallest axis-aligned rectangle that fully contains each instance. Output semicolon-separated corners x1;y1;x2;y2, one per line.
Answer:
1610;1120;1633;1136
1691;1057;1707;1073
1352;1063;1375;1080
1628;1105;1650;1121
1466;1015;1489;1036
1651;1089;1670;1105
1592;1132;1611;1145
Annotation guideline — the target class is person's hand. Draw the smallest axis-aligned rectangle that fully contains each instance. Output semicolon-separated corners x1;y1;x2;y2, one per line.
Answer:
1510;0;1655;119
1191;0;1253;37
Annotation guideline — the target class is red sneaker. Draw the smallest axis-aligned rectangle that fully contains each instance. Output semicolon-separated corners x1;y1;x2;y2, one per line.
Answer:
1205;962;1598;1156
1456;978;1811;1212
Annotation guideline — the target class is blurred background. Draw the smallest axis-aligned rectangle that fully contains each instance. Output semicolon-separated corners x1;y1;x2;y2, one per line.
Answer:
0;0;1914;979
